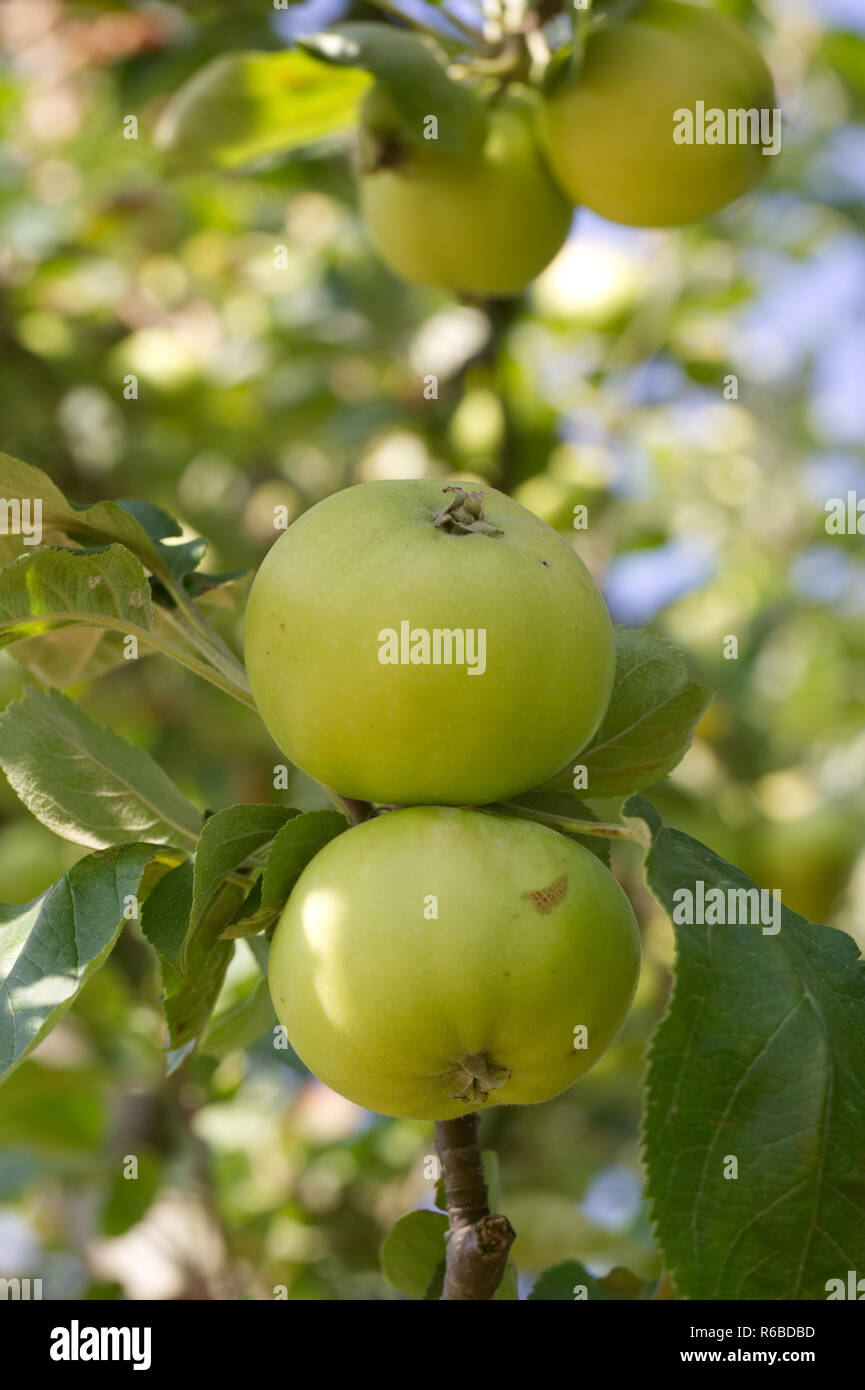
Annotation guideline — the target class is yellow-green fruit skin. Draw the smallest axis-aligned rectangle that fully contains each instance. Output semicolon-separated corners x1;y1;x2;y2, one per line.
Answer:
243;480;615;806
359;92;572;294
540;0;776;227
268;807;641;1120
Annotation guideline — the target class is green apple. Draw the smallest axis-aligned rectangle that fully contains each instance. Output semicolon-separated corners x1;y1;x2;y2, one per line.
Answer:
268;806;641;1120
540;0;776;227
358;86;571;294
243;480;615;806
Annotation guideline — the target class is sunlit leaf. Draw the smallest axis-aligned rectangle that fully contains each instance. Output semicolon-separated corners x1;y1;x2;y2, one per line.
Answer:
155;49;370;171
202;975;276;1058
300;23;484;153
0;843;158;1083
189;804;297;944
0;453;207;587
630;796;865;1300
546;628;713;801
0;544;153;648
223;808;346;936
141;860;194;970
0;688;202;850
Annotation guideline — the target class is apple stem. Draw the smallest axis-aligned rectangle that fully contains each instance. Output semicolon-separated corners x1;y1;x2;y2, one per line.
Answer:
325;791;375;825
435;1113;516;1300
499;800;653;847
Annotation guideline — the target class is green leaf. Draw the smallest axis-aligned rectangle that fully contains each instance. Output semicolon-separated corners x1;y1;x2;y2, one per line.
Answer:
0;453;206;588
479;1148;520;1301
156;807;296;1053
300;23;483;154
541;43;575;98
155;49;370;172
0;457;246;685
202;976;276;1059
7;604;196;689
528;1259;621;1300
0;843;158;1084
0;688;202;851
629;797;865;1300
224;809;346;936
189;804;297;946
0;1065;106;1152
547;628;712;801
102;1151;162;1237
113;498;206;579
381;1209;449;1299
141;860;194;970
597;1265;652;1300
493;1261;519;1300
221;875;263;938
187;569;252;609
159;884;244;1055
823;31;865;107
0;544;154;648
8;626;139;689
481;1149;502;1210
0;547;203;689
422;1258;446;1300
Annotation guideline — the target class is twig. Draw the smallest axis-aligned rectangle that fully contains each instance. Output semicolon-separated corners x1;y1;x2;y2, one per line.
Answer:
435;1113;515;1300
368;0;474;49
526;0;564;28
456;294;522;493
441;3;492;46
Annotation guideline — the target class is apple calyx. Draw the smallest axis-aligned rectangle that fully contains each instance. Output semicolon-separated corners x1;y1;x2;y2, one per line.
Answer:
357;123;407;176
434;486;504;537
450;1051;512;1106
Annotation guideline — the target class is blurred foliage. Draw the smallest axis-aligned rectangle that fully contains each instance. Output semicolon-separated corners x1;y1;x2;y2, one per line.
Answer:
0;0;862;1299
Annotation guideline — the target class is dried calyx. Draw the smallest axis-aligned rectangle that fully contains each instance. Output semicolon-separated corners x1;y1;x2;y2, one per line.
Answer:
434;486;504;537
357;121;405;175
450;1051;512;1105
